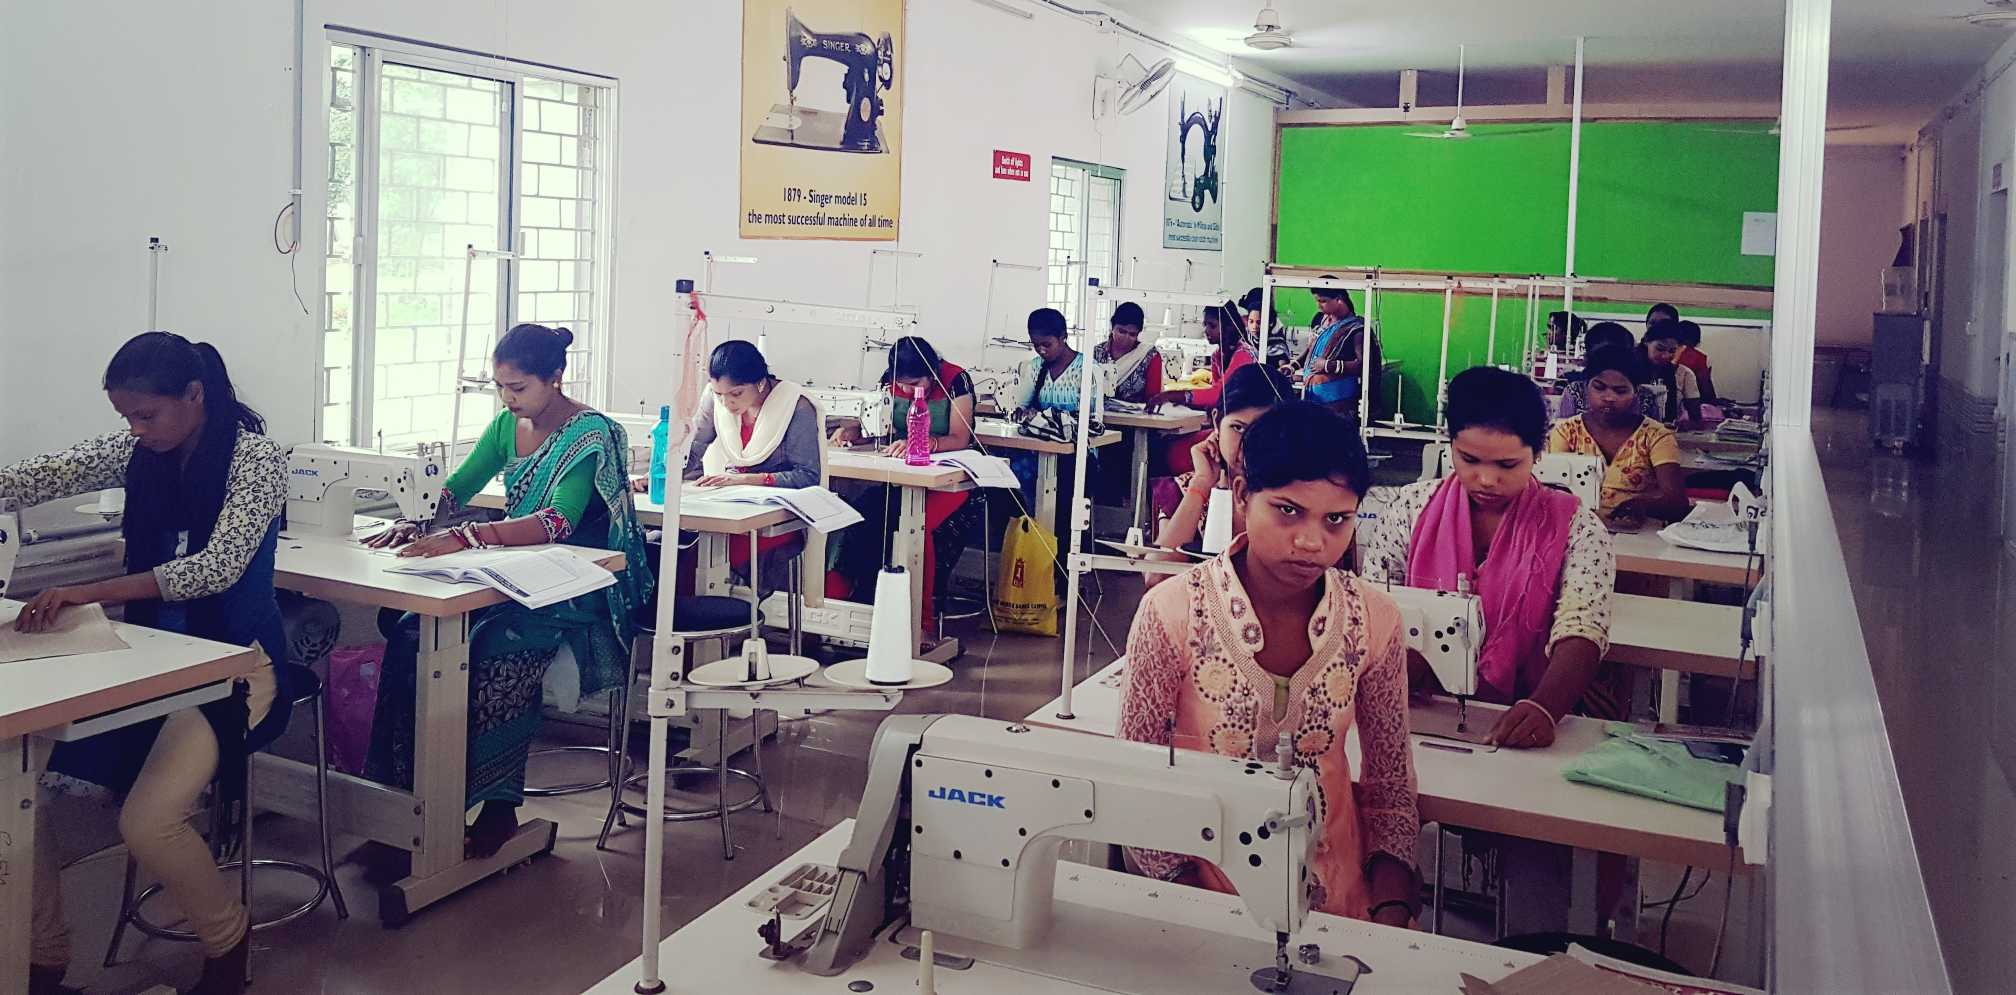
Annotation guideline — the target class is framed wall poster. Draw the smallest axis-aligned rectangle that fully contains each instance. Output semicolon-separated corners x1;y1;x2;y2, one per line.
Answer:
740;0;904;240
1162;72;1224;251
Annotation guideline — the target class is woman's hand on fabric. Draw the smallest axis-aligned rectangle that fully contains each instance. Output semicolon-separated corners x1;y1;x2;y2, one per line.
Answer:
396;533;471;559
363;521;423;549
878;440;909;458
1486;699;1557;749
12;585;90;633
1188;434;1223;491
629;477;649;493
828;424;862;447
695;473;757;488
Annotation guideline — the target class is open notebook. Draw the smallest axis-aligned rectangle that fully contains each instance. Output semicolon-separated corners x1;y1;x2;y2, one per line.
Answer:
387;547;615;609
929;450;1019;489
686;485;863;534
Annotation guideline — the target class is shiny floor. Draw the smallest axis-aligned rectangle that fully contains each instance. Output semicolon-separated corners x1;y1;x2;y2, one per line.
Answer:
50;461;1796;994
1813;407;2014;994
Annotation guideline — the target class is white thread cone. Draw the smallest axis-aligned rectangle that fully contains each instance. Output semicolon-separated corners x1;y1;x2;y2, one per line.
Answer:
864;566;914;685
1201;487;1234;554
741;637;770;682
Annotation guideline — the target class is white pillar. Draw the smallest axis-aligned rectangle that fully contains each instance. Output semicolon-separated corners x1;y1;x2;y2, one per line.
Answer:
1770;0;1832;427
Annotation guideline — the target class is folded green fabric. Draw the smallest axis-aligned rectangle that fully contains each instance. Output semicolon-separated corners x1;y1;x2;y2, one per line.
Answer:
1560;723;1744;812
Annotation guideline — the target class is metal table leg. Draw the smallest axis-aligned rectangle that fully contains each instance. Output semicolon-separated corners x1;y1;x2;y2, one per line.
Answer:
1129;426;1152;535
2;736;52;991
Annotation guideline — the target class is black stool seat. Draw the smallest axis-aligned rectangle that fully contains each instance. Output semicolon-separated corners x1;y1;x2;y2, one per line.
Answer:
639;596;764;634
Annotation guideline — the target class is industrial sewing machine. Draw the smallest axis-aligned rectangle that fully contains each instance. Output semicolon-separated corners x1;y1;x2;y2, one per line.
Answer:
1382;582;1489;745
751;8;896;154
1429;448;1605;514
284;443;446;538
792;714;1325;992
1159;336;1220;378
806;385;892;439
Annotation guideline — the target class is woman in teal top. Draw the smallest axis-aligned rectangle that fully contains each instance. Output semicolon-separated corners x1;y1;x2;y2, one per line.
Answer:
365;323;652;857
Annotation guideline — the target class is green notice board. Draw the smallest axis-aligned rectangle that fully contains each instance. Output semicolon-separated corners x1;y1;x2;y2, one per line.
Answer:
1273;120;1778;422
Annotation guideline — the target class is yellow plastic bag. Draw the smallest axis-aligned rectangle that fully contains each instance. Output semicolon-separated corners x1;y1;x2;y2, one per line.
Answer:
989;515;1059;635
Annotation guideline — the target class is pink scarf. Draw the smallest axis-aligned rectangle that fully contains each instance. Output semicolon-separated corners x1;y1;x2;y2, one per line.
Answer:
1405;476;1580;700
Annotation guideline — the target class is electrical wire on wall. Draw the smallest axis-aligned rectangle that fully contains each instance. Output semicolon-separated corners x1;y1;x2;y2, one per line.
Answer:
273;198;311;316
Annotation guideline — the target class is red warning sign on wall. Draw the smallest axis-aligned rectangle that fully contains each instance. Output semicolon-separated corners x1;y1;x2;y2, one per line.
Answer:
992;150;1032;182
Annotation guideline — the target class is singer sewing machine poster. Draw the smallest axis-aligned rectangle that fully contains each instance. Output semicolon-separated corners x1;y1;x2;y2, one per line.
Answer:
1161;72;1224;252
740;0;905;242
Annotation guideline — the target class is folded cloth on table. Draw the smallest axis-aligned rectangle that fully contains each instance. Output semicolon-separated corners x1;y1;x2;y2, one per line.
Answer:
1560;723;1744;812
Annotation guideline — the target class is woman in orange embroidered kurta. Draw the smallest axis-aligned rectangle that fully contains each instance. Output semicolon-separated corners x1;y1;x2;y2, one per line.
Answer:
1117;401;1420;925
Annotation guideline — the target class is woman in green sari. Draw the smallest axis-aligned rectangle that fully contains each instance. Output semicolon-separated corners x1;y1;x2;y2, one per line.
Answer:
365;323;652;857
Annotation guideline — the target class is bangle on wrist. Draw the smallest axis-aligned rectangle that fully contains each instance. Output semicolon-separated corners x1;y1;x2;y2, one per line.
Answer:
1367;899;1412;922
1515;698;1558;727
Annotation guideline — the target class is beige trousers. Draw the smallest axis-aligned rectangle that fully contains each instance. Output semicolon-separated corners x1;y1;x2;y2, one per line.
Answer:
31;661;275;966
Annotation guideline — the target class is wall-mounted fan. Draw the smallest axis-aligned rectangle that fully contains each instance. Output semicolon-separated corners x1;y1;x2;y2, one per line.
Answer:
1406;45;1549;140
1095;54;1176;119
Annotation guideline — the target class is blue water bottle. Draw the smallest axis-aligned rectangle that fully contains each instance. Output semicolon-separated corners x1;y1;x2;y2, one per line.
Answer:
648;404;670;504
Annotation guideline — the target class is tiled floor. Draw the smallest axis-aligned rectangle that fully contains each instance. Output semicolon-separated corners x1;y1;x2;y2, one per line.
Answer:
1812;406;2014;994
49;472;1760;994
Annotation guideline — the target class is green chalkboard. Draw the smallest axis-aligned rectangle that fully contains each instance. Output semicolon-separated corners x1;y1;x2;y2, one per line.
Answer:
1273;120;1778;422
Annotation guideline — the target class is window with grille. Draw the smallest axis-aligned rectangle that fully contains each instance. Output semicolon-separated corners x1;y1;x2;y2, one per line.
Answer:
1046;158;1123;344
321;36;613;451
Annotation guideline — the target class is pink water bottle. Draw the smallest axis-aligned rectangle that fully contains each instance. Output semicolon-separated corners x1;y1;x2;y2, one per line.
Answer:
905;384;932;465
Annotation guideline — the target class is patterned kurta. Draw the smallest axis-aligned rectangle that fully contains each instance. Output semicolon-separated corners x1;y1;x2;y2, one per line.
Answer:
1546;415;1681;519
1118;539;1417;919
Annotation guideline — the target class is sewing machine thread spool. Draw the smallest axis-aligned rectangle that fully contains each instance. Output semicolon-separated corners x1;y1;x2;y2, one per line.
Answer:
1202;487;1234;554
863;566;914;686
741;637;771;683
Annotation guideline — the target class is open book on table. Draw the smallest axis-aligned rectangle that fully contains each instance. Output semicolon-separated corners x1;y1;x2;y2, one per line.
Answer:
387;546;615;610
684;484;863;534
927;449;1020;489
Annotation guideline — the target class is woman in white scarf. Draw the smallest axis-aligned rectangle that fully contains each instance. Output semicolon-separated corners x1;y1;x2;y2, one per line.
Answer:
657;340;827;596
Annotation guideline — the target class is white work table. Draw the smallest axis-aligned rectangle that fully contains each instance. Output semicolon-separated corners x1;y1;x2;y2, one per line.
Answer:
1028;660;1742;871
583;820;1543;995
3;604;263;990
1108;408;1207;533
268;527;625;925
823;448;975;663
1610;592;1757;679
1610;525;1761;589
971;418;1122;545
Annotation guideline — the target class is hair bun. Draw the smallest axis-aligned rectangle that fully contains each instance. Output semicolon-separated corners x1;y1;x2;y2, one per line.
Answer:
555;326;574;347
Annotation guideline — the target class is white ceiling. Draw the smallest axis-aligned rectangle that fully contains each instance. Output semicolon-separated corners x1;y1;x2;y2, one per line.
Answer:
1102;0;2012;143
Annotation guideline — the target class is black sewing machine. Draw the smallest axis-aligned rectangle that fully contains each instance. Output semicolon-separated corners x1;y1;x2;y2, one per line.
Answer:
751;7;896;154
1175;93;1222;212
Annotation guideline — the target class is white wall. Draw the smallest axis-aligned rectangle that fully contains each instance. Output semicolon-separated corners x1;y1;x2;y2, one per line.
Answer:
0;1;1277;463
1919;32;2015;404
1816;146;1908;346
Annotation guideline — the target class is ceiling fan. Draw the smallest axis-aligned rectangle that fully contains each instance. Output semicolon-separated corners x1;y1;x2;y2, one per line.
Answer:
1245;5;1292;51
1406;45;1550;141
1704;119;1883;136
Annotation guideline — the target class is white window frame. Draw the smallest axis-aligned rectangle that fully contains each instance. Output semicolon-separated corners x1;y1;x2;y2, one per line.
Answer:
314;27;620;448
1046;157;1124;345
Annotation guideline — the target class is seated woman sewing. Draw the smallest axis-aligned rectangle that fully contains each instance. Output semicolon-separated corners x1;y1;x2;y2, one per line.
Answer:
1547;347;1692;525
1118;402;1419;927
1158;301;1256;480
663;339;823;597
1360;367;1620;744
827;335;975;634
365;324;652;858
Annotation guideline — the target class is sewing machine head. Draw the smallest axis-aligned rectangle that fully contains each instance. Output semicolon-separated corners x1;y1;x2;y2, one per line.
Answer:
807;385;892;439
285;443;445;538
1532;452;1604;512
782;8;895;152
1159;336;1218;377
1382;583;1484;699
803;714;1315;977
0;503;19;600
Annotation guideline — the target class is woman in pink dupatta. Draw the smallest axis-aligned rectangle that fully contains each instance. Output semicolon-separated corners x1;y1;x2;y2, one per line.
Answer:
1360;367;1617;748
1119;402;1420;928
